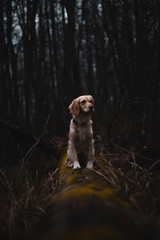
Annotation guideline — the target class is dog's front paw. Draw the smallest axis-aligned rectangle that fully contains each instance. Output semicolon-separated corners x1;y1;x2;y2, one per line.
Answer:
73;161;81;169
66;158;73;168
86;161;93;169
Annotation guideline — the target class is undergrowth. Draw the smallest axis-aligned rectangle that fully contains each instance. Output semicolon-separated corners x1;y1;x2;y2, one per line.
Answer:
0;135;160;239
0;161;58;239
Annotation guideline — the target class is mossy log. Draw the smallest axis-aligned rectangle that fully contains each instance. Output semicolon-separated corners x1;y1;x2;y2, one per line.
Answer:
28;152;156;240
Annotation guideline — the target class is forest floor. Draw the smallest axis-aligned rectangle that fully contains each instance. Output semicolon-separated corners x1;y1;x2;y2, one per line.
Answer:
0;120;160;239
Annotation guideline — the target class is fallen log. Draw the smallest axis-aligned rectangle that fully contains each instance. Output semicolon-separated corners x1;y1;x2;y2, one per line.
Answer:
28;152;158;240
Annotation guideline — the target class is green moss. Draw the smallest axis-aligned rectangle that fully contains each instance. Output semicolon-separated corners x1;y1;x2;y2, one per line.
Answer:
59;152;70;174
59;151;84;185
57;151;130;208
66;172;82;184
58;146;68;155
53;182;130;207
58;152;71;183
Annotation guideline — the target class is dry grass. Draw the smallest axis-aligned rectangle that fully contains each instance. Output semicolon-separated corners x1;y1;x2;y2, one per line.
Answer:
0;161;58;239
94;143;160;218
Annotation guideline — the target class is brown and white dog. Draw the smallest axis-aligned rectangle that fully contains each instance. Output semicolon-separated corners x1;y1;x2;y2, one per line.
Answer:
67;95;95;169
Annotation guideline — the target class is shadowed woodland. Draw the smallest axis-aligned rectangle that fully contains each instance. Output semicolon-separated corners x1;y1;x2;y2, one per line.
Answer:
1;0;160;239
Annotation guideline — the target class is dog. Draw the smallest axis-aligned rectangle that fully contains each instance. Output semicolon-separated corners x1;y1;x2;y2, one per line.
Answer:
67;95;95;169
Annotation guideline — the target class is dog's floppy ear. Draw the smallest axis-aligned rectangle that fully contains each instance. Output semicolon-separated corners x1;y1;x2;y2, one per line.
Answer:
69;99;80;117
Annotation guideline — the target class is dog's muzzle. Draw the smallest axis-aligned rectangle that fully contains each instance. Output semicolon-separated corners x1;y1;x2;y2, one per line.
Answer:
85;106;94;113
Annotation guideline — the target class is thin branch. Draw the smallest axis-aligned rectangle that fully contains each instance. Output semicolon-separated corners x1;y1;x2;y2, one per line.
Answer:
0;169;16;204
0;118;58;157
22;114;51;163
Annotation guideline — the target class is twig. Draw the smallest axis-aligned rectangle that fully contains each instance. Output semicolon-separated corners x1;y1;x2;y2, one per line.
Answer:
0;118;58;157
111;141;153;161
0;169;16;204
150;160;160;170
22;115;51;163
42;168;59;189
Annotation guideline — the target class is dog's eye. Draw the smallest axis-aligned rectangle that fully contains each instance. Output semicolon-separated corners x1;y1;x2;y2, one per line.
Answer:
81;100;86;104
89;99;93;103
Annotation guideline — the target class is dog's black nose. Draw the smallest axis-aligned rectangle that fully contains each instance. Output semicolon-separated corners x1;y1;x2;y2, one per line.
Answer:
89;106;94;112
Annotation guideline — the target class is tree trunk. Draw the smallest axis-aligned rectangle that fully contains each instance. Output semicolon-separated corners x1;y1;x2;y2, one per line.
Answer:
6;0;19;122
28;153;152;240
0;0;7;118
62;0;86;95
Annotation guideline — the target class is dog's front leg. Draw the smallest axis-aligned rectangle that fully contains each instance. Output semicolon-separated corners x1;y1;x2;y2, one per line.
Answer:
67;141;81;169
86;140;95;169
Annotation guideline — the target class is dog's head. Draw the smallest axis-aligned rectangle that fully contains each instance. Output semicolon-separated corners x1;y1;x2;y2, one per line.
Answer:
69;95;94;117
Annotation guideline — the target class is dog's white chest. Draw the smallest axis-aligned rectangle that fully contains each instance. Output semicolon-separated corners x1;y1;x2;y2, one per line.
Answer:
77;124;93;142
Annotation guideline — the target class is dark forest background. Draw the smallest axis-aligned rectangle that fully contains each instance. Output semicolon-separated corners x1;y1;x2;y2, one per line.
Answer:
1;0;160;151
